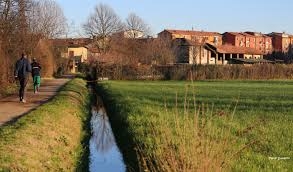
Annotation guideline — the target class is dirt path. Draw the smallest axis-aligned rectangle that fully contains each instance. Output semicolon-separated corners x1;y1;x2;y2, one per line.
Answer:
0;78;70;126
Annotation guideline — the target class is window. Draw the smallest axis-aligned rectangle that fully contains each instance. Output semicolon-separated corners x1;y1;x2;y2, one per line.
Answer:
69;51;74;57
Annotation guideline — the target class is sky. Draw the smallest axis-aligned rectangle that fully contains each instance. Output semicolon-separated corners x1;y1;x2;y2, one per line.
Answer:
55;0;293;37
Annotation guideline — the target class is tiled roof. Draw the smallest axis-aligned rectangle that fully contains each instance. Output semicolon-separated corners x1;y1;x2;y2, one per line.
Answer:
224;32;254;37
245;32;271;38
268;32;293;38
216;44;264;55
51;38;92;47
224;32;244;36
164;29;222;37
241;32;254;37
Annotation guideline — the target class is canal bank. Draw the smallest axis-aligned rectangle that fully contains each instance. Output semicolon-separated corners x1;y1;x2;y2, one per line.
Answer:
0;79;91;171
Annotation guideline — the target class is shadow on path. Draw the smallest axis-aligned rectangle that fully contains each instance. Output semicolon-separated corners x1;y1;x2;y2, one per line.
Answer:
0;78;70;126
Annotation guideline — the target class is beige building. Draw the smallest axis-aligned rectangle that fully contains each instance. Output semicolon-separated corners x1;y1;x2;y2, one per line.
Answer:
173;38;215;64
113;29;145;38
67;46;88;73
158;29;222;46
68;46;88;62
51;38;92;73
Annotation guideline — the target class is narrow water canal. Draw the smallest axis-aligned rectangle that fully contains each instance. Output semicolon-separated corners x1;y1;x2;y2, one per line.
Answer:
89;107;125;172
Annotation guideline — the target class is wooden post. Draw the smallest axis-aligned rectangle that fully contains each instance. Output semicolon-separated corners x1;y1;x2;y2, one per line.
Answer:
216;53;218;65
207;50;210;64
222;53;226;65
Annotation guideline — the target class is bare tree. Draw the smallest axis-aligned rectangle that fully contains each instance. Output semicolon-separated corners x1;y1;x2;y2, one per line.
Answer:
27;0;67;38
83;3;124;53
125;13;150;38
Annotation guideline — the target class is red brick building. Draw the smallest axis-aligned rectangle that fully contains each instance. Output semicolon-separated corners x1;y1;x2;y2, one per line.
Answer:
223;32;272;54
268;32;293;52
223;32;246;47
245;32;272;54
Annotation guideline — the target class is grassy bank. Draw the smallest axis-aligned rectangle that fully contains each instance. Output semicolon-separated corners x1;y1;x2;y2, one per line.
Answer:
97;80;293;171
0;78;91;171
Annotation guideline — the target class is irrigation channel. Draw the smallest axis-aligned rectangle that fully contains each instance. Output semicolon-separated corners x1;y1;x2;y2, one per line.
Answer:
89;95;125;171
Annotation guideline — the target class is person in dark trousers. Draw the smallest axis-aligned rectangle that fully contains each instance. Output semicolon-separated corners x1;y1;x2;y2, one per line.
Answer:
14;53;32;103
31;58;41;93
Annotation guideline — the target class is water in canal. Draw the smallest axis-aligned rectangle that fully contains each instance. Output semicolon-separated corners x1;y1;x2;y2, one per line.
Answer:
89;107;125;172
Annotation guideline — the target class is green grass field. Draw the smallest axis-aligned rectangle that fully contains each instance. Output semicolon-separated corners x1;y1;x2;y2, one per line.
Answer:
98;80;293;171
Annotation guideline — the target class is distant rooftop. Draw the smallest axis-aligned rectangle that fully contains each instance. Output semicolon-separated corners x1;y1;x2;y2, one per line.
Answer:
215;44;264;55
162;29;222;37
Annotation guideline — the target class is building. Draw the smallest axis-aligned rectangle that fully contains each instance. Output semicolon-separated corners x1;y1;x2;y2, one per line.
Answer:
158;29;222;46
51;38;91;73
223;32;272;54
173;38;265;65
112;29;145;39
67;46;88;73
173;38;216;64
245;32;273;54
268;32;293;52
206;43;265;65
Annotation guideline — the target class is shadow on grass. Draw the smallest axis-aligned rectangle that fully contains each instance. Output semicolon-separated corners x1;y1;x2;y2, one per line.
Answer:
75;93;92;172
95;84;139;172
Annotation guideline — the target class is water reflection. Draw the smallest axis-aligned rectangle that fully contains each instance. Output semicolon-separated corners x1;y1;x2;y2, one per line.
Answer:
89;108;125;172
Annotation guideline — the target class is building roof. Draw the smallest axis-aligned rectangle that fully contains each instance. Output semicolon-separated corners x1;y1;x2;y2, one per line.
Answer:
162;29;222;37
223;32;244;37
268;32;293;38
215;44;264;55
224;32;256;37
50;38;92;47
245;32;271;38
241;32;254;37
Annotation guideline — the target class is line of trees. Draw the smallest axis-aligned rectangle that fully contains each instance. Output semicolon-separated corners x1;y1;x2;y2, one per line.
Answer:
0;0;67;95
82;3;175;78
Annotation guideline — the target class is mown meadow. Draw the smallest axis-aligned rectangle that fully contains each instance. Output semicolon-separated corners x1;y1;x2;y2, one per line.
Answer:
97;80;293;171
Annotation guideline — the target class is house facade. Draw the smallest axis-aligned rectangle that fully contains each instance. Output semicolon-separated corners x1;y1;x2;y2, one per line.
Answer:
173;38;215;64
67;46;88;73
173;38;264;65
112;29;145;39
51;38;91;73
268;32;293;52
245;32;272;54
223;32;272;54
158;29;222;46
208;44;265;65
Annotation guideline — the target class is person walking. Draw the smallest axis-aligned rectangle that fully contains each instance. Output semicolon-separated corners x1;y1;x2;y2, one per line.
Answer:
31;58;41;93
14;53;32;103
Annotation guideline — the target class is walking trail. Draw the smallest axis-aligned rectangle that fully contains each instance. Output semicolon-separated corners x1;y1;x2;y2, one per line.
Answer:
0;78;70;126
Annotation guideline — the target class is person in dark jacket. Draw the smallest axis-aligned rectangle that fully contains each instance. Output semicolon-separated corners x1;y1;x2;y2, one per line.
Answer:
31;58;41;93
14;53;32;103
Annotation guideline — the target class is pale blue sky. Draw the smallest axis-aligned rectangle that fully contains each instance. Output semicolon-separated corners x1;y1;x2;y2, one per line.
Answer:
55;0;292;37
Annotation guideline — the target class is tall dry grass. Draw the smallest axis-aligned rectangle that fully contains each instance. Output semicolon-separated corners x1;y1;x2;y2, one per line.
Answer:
157;64;293;80
135;86;255;172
